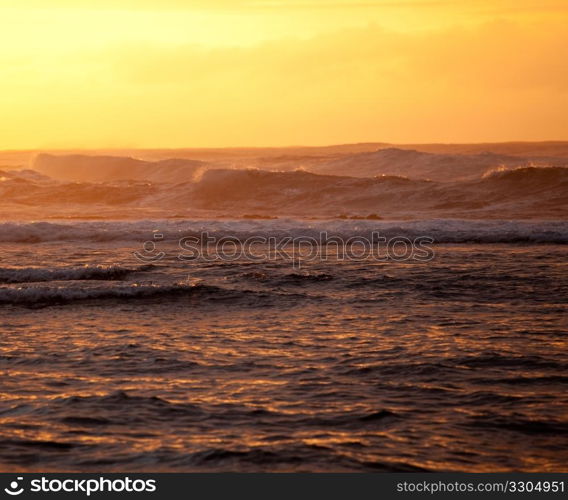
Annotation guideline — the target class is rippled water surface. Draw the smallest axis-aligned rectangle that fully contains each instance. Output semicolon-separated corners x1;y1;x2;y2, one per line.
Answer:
1;237;567;472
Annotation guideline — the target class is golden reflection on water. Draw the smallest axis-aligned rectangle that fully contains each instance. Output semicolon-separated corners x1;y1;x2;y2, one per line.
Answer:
1;243;567;472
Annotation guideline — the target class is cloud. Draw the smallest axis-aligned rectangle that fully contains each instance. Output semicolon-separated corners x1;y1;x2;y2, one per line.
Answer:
0;0;449;10
2;0;567;11
1;15;567;147
100;20;568;91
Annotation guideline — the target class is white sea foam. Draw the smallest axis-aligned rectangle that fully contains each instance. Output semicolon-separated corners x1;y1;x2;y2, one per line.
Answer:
0;219;566;244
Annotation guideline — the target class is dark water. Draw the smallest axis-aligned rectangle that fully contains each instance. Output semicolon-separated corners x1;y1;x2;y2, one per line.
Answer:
1;236;567;472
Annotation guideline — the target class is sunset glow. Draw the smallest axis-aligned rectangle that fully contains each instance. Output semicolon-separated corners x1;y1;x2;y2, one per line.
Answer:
1;1;568;479
1;0;567;149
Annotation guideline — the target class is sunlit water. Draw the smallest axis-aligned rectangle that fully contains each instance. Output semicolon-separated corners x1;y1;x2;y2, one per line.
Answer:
1;230;567;472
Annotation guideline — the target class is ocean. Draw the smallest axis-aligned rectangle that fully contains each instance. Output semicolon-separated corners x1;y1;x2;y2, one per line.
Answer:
0;218;567;472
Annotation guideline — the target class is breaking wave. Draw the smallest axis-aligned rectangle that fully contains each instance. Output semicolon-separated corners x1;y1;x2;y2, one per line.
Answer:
0;281;297;307
0;264;153;284
0;219;566;244
482;165;568;183
0;282;214;306
3;162;568;219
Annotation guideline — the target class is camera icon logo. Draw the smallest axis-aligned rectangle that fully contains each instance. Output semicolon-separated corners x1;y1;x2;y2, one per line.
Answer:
4;477;24;496
133;233;166;262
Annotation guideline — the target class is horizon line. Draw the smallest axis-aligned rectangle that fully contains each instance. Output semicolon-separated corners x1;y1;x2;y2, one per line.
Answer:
2;139;568;154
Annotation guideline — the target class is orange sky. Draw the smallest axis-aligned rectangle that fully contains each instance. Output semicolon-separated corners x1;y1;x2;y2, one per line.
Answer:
0;0;567;149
